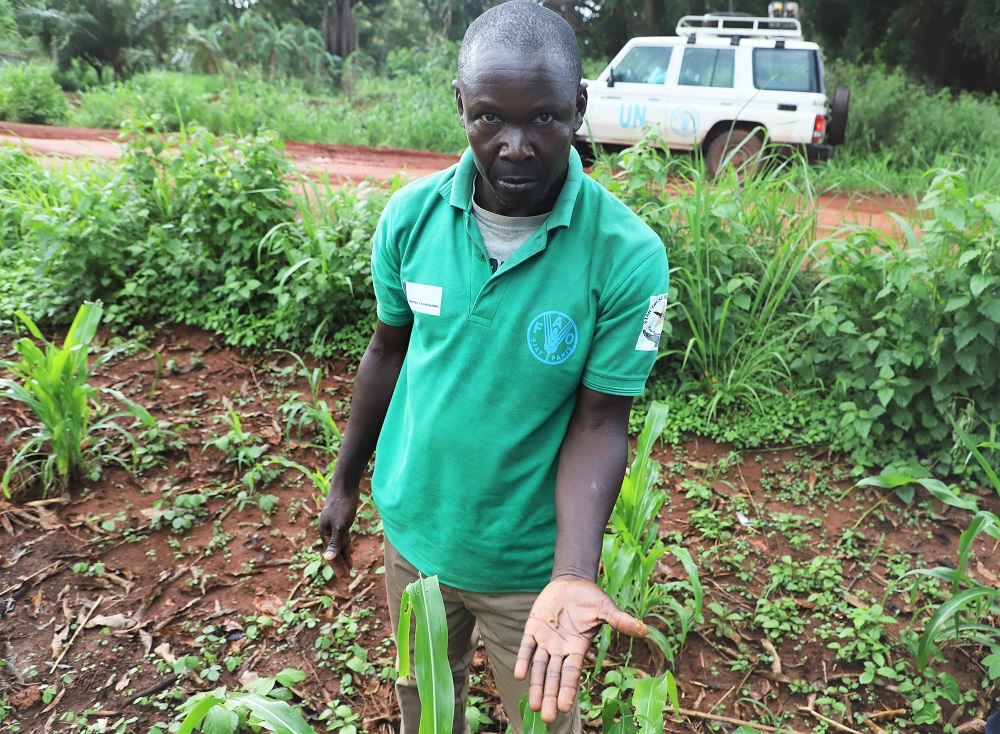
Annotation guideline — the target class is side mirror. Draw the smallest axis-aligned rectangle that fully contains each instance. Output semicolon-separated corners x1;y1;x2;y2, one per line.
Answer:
608;67;616;88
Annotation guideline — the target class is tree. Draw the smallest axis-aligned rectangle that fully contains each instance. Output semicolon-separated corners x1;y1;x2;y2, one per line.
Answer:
806;0;1000;94
18;0;185;81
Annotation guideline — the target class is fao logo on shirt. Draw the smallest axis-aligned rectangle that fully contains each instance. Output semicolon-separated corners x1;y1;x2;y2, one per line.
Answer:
527;311;578;365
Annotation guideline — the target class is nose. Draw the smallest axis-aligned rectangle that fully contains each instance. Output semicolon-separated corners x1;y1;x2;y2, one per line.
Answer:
500;126;533;163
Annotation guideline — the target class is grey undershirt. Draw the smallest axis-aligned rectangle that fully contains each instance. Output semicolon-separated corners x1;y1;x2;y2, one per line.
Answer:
472;200;549;274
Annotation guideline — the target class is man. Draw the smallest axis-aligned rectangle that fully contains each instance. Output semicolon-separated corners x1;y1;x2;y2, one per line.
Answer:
318;2;670;732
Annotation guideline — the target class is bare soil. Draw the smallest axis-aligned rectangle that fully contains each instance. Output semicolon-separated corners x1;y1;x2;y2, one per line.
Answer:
1;323;997;734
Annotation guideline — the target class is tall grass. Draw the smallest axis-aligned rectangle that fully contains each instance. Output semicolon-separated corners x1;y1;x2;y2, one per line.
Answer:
593;134;823;418
68;65;467;153
820;62;1000;194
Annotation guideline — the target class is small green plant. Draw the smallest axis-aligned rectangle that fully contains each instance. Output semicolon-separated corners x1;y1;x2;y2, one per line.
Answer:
598;402;703;668
176;669;313;733
1;301;155;498
204;411;270;489
277;350;343;452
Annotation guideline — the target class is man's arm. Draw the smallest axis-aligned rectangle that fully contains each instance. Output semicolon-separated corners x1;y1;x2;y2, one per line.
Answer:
319;318;412;576
514;387;648;723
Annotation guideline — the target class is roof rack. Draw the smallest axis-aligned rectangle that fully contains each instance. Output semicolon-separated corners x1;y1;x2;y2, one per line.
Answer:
676;14;803;40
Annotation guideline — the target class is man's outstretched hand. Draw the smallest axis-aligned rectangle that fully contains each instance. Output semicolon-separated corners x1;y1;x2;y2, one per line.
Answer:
514;578;647;723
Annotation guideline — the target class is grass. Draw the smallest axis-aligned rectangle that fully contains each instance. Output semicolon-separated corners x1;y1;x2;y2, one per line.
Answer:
67;68;467;154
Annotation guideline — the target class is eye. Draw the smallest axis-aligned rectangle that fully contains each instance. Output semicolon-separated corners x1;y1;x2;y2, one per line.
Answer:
479;112;500;123
535;113;555;123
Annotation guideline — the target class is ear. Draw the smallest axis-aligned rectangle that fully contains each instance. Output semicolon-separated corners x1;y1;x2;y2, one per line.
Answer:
454;82;467;129
573;83;588;132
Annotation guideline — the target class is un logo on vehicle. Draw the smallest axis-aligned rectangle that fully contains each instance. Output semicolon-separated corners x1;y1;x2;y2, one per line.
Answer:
527;311;578;365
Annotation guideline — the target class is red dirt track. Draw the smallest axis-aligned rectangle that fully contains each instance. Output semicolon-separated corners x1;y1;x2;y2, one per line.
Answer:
0;121;917;237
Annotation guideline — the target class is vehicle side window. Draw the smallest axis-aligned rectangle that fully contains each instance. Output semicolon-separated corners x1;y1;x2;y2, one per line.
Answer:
752;48;821;92
678;48;736;88
612;46;673;84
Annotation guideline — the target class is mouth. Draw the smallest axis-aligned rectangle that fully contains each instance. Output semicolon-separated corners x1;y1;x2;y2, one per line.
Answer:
495;177;538;193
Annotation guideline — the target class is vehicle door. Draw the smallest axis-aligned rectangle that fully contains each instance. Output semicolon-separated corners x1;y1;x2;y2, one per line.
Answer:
583;45;674;146
664;46;740;150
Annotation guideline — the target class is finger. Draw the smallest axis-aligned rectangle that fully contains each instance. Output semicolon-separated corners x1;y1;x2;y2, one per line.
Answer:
327;540;353;577
528;647;549;713
603;603;648;638
514;632;537;681
557;652;585;713
541;653;563;723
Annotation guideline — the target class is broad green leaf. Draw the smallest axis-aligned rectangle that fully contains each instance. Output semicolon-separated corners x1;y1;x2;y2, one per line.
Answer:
178;694;226;734
519;695;548;734
632;673;669;733
225;692;315;734
397;591;412;680
202;705;239;734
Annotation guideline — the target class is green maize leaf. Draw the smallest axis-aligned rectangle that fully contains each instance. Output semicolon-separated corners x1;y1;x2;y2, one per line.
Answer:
856;475;980;512
629;401;669;500
224;692;315;733
178;694;226;734
732;728;767;734
13;310;46;341
917;586;1000;670
952;420;1000;496
397;590;413;681
665;672;679;717
519;695;548;734
958;512;1000;580
633;673;669;733
403;576;454;734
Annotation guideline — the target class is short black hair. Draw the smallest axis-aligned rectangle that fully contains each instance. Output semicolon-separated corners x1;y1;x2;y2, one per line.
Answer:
458;1;582;87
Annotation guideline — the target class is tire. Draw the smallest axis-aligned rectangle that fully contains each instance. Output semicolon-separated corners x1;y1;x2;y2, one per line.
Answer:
827;85;850;145
573;135;598;166
705;128;764;180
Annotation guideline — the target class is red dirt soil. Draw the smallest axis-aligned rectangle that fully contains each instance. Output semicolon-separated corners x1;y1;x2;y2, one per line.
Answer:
1;323;996;734
0;121;918;238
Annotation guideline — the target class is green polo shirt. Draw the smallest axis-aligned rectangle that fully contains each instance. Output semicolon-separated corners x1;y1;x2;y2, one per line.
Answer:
370;148;669;593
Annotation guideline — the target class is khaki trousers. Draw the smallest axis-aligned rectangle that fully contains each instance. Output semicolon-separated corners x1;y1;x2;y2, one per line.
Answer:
384;537;582;734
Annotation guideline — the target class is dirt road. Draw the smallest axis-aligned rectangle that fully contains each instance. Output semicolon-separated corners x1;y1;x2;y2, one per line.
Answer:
0;121;917;235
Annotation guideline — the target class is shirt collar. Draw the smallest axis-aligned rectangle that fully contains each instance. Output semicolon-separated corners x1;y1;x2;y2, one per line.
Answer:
443;147;583;231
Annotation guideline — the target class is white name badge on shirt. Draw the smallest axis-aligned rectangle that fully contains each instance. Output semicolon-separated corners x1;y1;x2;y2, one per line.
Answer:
403;281;443;316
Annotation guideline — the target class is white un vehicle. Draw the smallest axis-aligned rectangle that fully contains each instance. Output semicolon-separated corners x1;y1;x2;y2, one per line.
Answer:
579;11;850;177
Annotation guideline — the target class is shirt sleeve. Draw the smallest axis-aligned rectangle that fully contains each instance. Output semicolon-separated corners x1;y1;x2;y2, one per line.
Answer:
581;244;670;396
371;202;414;326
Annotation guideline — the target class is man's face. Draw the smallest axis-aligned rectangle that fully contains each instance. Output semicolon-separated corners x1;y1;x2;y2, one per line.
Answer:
456;47;587;217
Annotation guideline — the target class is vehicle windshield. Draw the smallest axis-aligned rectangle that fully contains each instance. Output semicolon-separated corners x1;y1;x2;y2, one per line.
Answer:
752;48;822;93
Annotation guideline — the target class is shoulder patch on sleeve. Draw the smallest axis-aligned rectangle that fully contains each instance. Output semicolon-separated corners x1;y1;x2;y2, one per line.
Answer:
635;293;668;351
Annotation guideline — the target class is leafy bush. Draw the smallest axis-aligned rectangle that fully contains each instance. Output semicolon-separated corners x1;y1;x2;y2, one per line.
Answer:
806;169;1000;472
827;62;1000;170
1;122;388;356
0;63;69;124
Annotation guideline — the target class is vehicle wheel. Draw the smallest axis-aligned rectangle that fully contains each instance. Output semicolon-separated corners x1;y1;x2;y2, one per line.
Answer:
573;136;598;166
827;85;850;145
705;129;764;180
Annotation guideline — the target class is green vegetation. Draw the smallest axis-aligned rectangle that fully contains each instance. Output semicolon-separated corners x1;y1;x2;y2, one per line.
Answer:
0;302;155;497
0;62;67;124
2;7;1000;727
